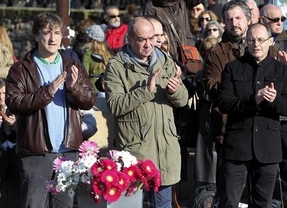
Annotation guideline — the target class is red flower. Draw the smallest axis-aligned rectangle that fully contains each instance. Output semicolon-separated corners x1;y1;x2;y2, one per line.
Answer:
92;180;106;196
117;171;130;191
101;170;119;187
101;158;118;171
122;165;139;182
103;186;122;202
91;161;104;177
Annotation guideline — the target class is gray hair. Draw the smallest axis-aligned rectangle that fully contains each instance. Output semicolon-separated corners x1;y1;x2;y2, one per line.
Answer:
204;20;224;38
222;0;252;23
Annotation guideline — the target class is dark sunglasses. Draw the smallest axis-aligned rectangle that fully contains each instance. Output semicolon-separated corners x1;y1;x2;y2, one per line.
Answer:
200;17;211;22
263;15;286;23
108;15;121;19
207;28;219;32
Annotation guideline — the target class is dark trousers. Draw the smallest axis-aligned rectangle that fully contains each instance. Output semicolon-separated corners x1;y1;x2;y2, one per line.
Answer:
218;159;278;208
19;152;78;208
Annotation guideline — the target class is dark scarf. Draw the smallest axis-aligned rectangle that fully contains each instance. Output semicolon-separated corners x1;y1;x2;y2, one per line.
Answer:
223;31;247;57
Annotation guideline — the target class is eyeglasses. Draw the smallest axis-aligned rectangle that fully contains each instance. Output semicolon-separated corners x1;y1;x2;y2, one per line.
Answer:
263;15;286;23
247;37;272;44
207;28;219;32
108;15;121;19
200;17;211;22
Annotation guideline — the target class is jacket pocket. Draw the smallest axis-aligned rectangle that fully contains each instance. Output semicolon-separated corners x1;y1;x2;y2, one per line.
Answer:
233;76;252;96
268;120;281;131
117;118;146;146
226;121;246;131
264;76;284;88
167;116;180;140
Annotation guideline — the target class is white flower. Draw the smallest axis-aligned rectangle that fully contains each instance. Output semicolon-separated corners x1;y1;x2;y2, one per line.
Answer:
117;151;138;168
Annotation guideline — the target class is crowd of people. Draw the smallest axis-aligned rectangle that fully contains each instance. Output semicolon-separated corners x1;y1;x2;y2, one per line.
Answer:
1;0;287;208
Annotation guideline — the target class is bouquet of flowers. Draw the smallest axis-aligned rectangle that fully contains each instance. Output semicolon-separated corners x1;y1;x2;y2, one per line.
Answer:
46;140;161;203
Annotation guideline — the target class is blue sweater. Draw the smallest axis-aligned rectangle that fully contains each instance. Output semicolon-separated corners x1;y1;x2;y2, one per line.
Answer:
34;52;70;152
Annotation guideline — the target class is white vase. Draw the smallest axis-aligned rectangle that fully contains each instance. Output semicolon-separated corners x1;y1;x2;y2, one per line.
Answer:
77;189;143;208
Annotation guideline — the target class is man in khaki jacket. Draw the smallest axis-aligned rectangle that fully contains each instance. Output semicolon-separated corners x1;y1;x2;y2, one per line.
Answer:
105;16;188;208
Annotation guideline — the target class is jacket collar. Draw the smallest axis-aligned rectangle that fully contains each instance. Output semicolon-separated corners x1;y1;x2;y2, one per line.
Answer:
244;50;273;67
273;30;287;50
220;31;247;56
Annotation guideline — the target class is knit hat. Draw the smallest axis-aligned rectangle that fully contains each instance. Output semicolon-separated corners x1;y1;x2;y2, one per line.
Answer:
85;25;105;42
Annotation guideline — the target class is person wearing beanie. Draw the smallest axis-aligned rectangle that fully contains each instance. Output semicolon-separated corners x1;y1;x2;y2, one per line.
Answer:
82;24;113;90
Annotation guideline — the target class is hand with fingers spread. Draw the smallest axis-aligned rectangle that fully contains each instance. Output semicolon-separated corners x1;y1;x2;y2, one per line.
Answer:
148;68;161;93
263;82;277;103
65;65;79;89
49;72;67;96
167;67;181;94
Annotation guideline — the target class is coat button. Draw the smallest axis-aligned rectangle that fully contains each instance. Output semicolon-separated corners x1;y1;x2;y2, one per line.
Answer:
255;127;258;132
257;81;261;85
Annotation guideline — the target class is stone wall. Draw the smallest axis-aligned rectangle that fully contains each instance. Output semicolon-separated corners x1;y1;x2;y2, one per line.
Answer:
0;6;103;59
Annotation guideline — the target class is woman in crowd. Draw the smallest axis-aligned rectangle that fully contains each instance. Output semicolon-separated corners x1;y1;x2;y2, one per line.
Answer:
0;24;17;62
189;3;205;34
82;24;113;89
194;10;218;49
72;18;96;62
204;20;224;40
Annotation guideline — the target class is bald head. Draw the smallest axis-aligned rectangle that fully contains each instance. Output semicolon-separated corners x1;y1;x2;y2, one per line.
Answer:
128;16;154;36
260;4;285;35
127;17;155;62
146;17;164;47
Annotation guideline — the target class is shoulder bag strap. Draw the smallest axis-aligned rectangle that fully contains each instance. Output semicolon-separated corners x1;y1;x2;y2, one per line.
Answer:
160;9;182;45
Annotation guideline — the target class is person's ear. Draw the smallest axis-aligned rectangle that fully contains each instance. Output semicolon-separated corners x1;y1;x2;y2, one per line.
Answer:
104;15;108;23
268;36;274;46
259;16;266;24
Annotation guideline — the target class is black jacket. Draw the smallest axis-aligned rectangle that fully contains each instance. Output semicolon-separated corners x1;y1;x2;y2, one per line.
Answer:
217;52;287;163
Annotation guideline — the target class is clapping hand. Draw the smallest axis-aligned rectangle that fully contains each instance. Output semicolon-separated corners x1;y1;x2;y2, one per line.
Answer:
167;66;181;94
49;71;67;96
65;65;79;89
148;68;161;93
256;82;277;104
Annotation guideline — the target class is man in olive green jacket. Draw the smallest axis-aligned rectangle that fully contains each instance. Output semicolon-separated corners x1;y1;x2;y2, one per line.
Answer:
105;17;188;208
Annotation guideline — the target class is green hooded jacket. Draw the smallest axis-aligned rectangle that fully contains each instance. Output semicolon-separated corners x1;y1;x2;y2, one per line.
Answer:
105;45;188;185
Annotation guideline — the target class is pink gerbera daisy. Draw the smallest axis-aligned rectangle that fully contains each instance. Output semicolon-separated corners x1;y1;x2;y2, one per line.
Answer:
79;140;100;157
53;156;67;172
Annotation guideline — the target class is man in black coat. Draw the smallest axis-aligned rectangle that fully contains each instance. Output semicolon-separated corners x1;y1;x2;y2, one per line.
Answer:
217;23;287;208
260;4;287;205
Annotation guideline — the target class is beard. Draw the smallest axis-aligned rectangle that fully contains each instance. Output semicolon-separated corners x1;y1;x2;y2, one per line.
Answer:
110;21;121;28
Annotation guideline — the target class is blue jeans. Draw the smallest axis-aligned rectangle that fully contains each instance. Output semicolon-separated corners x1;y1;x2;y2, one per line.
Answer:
19;152;78;208
148;185;172;208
